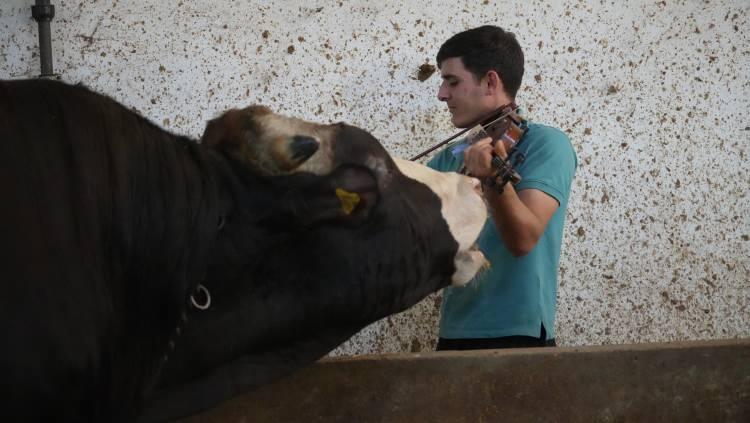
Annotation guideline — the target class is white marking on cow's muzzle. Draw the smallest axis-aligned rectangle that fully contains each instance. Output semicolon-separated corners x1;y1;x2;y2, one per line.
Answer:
394;158;488;286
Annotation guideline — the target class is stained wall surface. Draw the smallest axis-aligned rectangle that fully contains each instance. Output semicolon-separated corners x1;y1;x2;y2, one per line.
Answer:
1;0;747;353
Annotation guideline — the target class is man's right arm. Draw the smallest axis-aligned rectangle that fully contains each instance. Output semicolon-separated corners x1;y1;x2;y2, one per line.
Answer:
426;145;462;173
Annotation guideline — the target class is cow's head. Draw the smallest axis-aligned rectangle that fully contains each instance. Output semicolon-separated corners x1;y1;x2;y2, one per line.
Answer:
201;104;487;284
144;106;487;420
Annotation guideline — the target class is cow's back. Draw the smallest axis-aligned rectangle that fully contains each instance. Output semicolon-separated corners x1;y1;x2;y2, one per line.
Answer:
0;80;110;419
0;80;218;421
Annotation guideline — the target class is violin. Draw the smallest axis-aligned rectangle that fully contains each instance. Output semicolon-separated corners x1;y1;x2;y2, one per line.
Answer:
411;103;528;193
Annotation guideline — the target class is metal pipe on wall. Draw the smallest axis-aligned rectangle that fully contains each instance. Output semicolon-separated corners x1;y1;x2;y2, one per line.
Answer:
31;0;55;78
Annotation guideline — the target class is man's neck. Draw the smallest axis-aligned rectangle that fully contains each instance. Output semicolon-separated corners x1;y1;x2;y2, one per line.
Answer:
477;100;518;126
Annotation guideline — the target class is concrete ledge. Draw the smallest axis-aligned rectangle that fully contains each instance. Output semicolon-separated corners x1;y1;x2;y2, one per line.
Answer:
180;339;749;422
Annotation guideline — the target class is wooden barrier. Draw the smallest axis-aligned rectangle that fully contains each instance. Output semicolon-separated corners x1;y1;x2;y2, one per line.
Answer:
179;339;750;422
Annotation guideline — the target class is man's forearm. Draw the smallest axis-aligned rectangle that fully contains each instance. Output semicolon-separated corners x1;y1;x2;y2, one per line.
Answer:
484;185;545;257
462;137;558;256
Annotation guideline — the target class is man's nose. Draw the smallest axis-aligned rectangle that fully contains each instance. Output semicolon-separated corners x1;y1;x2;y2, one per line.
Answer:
437;84;449;101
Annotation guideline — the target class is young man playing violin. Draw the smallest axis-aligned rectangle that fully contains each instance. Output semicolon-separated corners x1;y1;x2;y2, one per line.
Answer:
427;25;577;350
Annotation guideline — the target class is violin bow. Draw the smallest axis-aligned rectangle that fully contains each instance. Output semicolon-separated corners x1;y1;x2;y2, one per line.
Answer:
409;104;519;161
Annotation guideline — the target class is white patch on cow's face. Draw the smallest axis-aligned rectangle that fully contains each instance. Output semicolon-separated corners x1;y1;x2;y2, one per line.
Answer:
393;158;488;286
365;155;393;190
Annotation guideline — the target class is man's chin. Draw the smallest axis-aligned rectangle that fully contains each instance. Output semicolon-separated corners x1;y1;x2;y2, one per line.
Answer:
450;115;469;129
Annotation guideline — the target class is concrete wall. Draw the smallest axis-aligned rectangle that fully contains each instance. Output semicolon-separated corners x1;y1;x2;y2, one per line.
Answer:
178;339;750;422
1;0;748;353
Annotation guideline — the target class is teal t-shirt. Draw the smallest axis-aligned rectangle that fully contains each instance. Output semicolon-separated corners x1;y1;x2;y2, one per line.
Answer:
428;122;577;340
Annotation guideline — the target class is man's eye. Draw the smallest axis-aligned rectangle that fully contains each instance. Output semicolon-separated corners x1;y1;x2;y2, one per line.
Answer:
449;81;458;87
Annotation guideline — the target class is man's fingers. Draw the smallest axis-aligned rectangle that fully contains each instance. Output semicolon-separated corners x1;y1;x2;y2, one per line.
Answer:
463;139;497;178
493;140;508;159
475;137;493;147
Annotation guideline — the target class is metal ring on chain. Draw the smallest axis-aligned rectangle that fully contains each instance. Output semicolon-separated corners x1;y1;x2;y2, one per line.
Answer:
190;284;211;310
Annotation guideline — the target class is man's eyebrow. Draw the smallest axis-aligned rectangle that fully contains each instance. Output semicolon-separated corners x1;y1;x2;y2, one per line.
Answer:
441;73;458;80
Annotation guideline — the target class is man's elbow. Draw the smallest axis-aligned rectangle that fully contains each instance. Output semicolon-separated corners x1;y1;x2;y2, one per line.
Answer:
507;240;537;257
498;221;545;257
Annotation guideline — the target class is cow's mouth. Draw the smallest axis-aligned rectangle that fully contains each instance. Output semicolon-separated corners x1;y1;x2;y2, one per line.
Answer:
474;244;490;271
468;243;486;261
452;243;488;287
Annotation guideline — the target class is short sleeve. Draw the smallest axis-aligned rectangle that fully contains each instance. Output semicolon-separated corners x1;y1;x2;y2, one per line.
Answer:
426;144;463;173
514;125;577;205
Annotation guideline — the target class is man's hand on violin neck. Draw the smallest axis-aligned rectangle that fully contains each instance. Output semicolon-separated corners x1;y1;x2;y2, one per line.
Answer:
463;137;510;178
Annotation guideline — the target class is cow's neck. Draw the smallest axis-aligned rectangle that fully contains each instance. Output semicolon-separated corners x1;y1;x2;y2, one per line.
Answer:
104;126;231;408
134;142;274;398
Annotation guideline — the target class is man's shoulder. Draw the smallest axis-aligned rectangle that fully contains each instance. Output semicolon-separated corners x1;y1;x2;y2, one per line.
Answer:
426;143;463;172
525;122;570;145
523;122;576;160
514;120;577;199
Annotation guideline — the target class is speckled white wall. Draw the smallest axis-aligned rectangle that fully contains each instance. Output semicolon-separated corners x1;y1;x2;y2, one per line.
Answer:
1;0;748;353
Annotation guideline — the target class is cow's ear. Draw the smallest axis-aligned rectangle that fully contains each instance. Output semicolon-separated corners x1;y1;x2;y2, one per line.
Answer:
202;106;319;175
277;165;380;227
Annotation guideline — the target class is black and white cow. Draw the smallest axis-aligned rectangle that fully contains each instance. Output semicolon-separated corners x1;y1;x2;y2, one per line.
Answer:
0;79;487;422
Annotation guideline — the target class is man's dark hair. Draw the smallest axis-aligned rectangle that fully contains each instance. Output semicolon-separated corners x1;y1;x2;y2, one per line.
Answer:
436;25;524;98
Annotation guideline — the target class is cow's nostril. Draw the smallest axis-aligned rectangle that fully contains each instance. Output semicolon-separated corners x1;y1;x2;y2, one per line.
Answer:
470;177;482;194
290;135;319;161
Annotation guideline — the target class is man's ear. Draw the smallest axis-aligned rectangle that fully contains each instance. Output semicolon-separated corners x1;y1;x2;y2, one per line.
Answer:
270;165;380;228
484;70;504;95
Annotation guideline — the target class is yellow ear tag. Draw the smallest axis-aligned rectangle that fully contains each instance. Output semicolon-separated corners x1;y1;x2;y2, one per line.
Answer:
335;188;360;215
